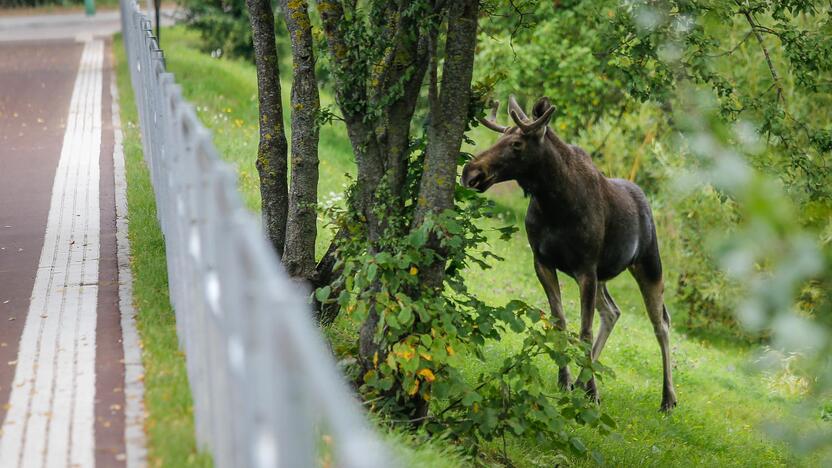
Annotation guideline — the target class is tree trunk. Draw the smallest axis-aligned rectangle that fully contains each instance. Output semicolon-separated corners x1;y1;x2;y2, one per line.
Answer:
280;0;320;280
317;0;386;243
415;0;478;226
312;0;479;421
414;0;479;288
246;0;289;258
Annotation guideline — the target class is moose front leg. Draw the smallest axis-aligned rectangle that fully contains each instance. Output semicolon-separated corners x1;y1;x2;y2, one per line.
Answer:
533;259;572;389
577;273;599;403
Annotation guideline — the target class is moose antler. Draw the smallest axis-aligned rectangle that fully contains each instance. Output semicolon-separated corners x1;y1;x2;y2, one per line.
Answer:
478;100;508;133
507;94;529;121
509;96;557;134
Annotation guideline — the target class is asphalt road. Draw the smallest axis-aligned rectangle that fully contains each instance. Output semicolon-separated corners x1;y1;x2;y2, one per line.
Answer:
0;33;129;468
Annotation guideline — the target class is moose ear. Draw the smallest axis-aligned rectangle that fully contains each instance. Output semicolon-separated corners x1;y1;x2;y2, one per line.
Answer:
532;96;555;119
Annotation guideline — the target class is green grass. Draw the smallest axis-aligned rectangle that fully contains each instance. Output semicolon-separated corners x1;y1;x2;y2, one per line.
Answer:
118;26;831;467
115;34;212;467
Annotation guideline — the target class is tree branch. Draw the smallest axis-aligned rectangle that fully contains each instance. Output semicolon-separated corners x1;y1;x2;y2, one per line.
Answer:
739;7;787;106
706;30;753;57
316;0;367;120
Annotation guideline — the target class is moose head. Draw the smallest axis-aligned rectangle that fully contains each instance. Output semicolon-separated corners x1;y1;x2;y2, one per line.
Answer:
461;95;557;192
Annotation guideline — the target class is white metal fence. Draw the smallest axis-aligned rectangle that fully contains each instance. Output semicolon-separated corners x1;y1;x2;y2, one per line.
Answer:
118;1;389;466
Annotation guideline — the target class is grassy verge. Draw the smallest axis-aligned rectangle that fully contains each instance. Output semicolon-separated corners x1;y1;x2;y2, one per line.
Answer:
114;34;211;467
119;26;830;467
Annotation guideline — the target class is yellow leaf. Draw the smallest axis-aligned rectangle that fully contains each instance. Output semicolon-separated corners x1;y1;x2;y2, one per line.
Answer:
419;352;432;361
446;345;455;356
417;368;436;383
408;379;420;396
373;352;378;368
409;266;418;276
473;402;479;413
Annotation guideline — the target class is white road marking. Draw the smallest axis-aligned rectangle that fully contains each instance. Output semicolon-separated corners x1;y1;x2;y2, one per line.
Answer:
0;39;103;468
111;61;148;468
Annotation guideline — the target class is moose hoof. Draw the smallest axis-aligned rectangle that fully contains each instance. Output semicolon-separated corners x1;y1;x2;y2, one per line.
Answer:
659;398;677;413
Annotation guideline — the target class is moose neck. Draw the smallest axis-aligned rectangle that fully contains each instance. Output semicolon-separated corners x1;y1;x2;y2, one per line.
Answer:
516;130;596;218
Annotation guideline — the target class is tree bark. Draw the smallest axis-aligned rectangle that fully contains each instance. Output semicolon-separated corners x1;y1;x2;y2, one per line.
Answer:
316;1;440;238
280;0;320;280
414;0;479;287
246;0;289;258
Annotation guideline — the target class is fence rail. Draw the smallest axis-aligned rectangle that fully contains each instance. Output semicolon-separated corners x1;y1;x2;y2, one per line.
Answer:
118;1;389;466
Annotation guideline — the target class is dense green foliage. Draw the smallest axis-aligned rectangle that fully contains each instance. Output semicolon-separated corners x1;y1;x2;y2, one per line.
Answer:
475;0;832;451
174;0;832;461
477;0;831;336
176;0;255;59
143;0;832;462
142;26;832;466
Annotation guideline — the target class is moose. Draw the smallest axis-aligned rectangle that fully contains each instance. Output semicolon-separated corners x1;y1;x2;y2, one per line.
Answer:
461;96;677;412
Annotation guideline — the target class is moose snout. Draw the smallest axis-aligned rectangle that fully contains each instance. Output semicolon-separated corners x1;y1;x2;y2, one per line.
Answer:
461;164;485;191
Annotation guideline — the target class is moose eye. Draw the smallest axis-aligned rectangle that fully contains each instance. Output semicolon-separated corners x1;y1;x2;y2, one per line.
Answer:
511;140;525;151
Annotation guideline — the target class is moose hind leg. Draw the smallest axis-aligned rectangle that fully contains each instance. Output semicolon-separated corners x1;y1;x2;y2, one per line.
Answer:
592;283;621;361
534;258;572;389
630;264;677;412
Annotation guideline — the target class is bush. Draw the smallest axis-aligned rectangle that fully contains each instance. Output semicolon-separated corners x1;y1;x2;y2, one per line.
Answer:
176;0;298;65
176;0;254;60
674;185;743;331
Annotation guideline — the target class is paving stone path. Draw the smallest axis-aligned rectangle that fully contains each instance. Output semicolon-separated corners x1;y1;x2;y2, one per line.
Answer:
0;14;146;468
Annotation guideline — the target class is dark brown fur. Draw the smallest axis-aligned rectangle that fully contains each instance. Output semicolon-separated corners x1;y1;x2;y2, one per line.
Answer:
461;97;677;412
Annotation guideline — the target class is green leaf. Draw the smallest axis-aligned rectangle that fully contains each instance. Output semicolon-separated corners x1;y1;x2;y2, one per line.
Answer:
375;251;393;265
409;228;428;247
570;437;587;454
398;305;412;325
315;285;331;302
600;412;617;429
462;391;482;406
591;449;605;465
385;312;399;330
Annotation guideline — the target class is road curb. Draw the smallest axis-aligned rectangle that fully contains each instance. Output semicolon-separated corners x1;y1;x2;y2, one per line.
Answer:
110;54;148;468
